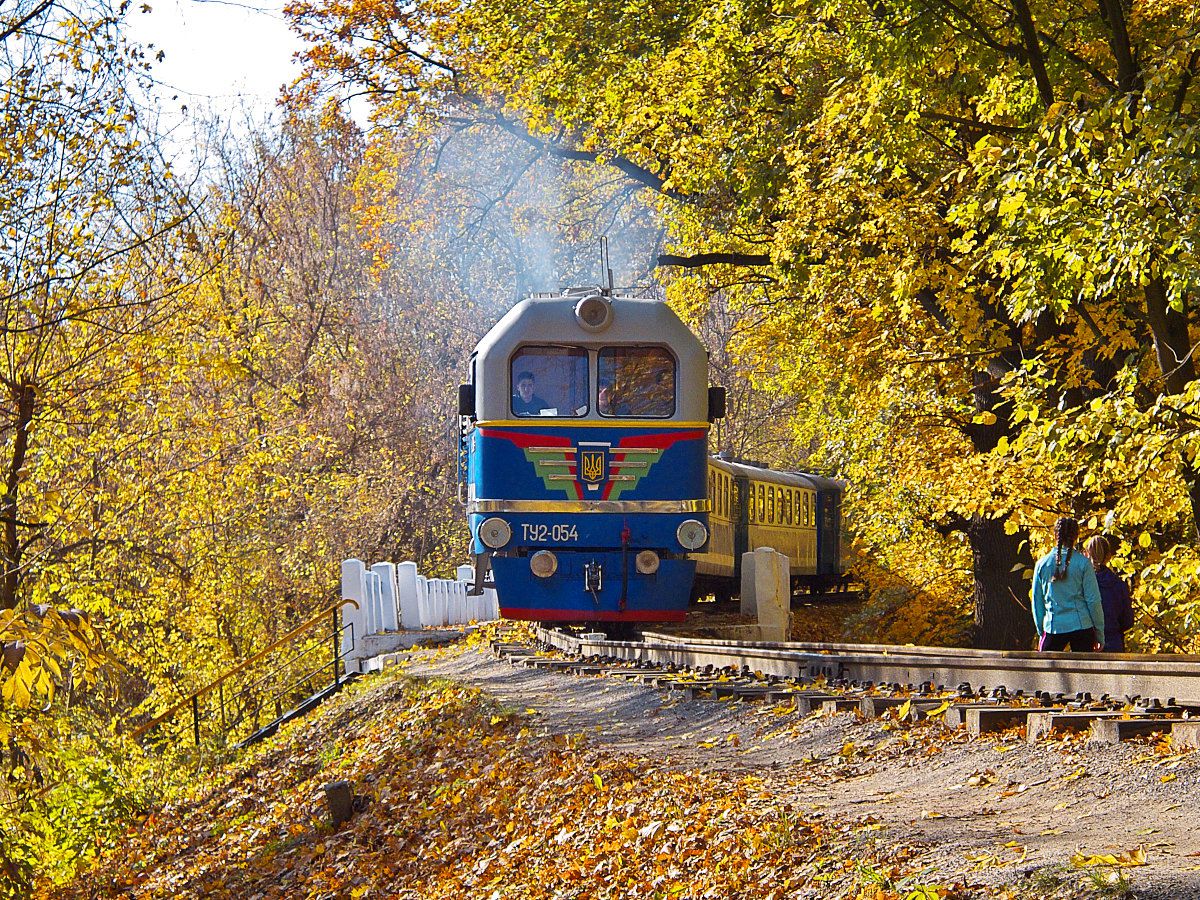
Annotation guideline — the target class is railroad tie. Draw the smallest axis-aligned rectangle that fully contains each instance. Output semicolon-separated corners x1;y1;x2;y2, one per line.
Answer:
1089;718;1177;744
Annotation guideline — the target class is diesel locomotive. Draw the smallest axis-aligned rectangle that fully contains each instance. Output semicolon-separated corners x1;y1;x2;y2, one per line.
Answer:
457;287;844;626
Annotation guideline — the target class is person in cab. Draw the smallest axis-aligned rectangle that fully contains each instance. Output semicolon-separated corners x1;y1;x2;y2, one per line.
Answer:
512;371;551;416
597;378;631;416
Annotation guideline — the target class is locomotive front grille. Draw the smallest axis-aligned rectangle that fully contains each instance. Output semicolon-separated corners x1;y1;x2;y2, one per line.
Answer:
546;474;636;482
535;459;649;469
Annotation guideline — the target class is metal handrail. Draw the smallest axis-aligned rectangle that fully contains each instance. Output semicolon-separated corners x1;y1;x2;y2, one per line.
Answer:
233;625;341;702
222;621;354;744
132;597;359;741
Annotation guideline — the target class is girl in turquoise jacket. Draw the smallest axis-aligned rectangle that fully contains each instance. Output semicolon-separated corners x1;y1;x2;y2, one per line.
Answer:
1031;517;1104;652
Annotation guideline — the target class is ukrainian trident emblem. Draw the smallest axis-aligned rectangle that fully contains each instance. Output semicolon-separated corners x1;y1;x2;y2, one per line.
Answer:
577;442;609;492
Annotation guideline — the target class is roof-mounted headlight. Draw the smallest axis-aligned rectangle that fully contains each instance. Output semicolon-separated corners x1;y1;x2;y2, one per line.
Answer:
574;294;613;332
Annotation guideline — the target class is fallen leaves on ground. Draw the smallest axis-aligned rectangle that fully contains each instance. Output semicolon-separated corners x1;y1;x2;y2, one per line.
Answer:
37;669;954;900
1070;846;1147;868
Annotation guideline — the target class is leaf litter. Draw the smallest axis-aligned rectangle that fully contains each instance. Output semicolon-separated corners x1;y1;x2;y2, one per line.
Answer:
37;634;1200;898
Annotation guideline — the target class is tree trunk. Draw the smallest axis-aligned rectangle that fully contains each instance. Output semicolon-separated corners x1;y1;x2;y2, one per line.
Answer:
1;379;36;610
967;516;1036;650
1144;278;1194;394
1144;278;1200;539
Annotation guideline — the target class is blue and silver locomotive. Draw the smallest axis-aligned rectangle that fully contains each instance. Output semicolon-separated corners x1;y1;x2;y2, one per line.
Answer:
458;288;725;624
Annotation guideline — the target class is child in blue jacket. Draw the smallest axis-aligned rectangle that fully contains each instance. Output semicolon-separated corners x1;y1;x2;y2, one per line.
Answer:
1031;517;1104;652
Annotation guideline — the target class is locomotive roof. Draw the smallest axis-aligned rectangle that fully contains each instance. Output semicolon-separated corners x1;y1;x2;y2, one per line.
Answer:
472;291;710;422
475;291;706;354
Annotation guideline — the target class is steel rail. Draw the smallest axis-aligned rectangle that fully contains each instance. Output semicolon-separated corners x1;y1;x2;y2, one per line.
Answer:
536;628;1200;702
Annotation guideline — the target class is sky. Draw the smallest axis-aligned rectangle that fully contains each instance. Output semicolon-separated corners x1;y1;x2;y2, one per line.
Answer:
125;0;304;118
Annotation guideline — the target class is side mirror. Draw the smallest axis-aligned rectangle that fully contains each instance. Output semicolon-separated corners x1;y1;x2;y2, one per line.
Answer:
458;383;475;418
707;386;727;422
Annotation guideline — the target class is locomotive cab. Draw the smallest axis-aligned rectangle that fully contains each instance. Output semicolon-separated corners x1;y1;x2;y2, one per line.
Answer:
460;289;716;624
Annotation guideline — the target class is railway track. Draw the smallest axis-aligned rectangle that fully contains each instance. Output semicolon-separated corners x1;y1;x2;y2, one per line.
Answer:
512;627;1200;746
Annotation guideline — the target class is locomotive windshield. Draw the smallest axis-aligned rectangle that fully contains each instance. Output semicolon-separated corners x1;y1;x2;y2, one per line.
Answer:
510;346;588;417
597;346;676;417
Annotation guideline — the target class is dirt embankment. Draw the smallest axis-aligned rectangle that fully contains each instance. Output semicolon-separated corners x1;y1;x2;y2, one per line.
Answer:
411;645;1200;899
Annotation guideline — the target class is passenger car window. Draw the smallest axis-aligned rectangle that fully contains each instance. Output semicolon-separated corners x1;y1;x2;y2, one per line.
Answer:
510;347;588;417
597;346;676;417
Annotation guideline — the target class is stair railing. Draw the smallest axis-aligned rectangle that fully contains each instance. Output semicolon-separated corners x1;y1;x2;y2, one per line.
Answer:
132;598;358;748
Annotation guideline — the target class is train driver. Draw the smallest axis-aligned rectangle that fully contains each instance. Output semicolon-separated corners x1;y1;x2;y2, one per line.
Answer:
512;371;552;416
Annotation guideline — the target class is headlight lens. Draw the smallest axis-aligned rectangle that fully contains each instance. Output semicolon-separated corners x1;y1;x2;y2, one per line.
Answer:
530;550;558;578
676;519;708;551
478;517;512;549
635;550;660;574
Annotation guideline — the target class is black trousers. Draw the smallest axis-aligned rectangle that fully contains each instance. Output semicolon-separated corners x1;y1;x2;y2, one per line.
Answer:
1038;629;1095;652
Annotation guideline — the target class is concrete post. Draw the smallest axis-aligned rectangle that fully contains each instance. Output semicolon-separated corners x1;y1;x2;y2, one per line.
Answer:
433;580;448;626
456;565;475;621
739;551;758;617
371;562;400;632
340;559;367;669
416;575;432;626
364;571;381;636
396;562;422;630
748;546;791;642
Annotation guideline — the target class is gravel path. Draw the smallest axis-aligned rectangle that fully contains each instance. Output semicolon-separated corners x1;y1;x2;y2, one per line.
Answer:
408;646;1200;898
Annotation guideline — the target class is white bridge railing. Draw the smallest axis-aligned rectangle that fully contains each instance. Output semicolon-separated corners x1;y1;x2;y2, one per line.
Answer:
339;559;499;657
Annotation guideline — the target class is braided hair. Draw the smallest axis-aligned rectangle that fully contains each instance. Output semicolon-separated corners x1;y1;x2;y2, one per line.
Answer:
1052;516;1079;582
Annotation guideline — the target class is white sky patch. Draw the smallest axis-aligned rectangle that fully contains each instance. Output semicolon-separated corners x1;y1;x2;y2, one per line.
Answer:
126;0;304;115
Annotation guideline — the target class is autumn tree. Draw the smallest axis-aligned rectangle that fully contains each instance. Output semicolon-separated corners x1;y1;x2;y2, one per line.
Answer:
0;0;196;611
285;0;1200;649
